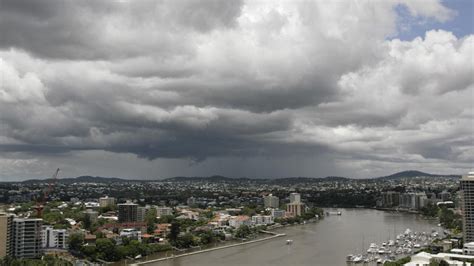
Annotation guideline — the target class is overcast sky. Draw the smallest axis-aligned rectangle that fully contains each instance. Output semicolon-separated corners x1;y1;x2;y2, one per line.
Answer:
0;0;472;180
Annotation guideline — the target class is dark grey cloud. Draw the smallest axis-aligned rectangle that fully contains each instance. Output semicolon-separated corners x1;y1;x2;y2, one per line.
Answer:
0;0;471;180
0;0;243;60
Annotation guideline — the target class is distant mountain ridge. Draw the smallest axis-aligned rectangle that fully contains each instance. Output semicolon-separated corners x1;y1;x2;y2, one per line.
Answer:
376;170;461;180
21;175;136;184
12;170;461;184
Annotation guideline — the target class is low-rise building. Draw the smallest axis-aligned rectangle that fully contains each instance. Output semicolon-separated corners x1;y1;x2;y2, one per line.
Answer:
271;209;286;219
229;215;251;228
155;207;173;217
251;215;273;225
405;251;473;266
464;242;474;255
120;228;141;241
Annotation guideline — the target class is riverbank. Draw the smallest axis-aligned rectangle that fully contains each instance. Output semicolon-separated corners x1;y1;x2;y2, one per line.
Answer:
373;207;422;214
130;208;439;266
122;208;438;265
124;216;320;265
131;232;286;265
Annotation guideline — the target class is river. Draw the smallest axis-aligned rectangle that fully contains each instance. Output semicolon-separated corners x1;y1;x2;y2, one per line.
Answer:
139;208;439;266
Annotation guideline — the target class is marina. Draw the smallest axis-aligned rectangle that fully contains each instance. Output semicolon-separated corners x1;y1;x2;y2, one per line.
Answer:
346;228;443;265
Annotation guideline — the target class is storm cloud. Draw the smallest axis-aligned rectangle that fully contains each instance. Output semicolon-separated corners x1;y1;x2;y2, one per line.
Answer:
0;0;472;180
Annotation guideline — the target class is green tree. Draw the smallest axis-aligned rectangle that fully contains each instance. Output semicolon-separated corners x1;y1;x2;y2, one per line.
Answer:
96;238;119;261
168;222;180;243
81;245;97;259
68;233;84;252
234;225;253;239
175;233;194;248
146;208;157;234
158;214;175;224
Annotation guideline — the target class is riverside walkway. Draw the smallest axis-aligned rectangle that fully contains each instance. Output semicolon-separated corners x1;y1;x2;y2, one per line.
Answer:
132;232;286;265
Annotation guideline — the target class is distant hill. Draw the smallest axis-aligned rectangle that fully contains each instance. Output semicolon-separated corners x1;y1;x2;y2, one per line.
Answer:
376;170;460;180
270;176;349;184
22;175;133;184
9;170;460;184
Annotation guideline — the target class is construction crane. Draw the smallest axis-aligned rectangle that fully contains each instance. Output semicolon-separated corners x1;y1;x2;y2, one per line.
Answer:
34;168;60;218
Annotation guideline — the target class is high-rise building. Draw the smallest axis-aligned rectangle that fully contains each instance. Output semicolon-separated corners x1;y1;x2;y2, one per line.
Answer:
415;192;428;210
263;194;279;208
83;209;99;224
290;193;301;204
42;226;68;249
381;191;400;207
99;196;116;208
461;172;474;243
118;202;138;223
12;218;43;258
137;206;151;222
0;212;13;258
286;202;305;217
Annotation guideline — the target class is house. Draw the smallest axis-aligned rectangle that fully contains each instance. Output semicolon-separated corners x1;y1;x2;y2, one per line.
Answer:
229;215;251;228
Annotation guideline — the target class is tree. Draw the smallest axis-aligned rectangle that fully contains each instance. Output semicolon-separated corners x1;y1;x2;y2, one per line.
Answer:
421;202;438;217
175;233;194;248
146;208;157;234
196;230;215;245
158;214;175;224
81;245;97;259
96;238;119;261
234;225;252;239
68;233;84;252
169;222;180;243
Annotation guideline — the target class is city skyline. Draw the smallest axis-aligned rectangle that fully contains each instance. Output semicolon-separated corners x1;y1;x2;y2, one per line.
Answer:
0;0;473;180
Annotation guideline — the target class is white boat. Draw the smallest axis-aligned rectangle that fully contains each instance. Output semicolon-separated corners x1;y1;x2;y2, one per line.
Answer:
286;239;293;245
367;248;377;253
353;255;362;262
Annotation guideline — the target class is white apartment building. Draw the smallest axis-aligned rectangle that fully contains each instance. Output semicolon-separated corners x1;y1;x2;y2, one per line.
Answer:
42;226;68;249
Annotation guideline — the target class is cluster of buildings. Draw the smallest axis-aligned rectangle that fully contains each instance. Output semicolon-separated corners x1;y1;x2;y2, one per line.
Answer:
377;190;453;210
0;191;311;261
0;214;67;259
263;192;306;217
210;193;308;230
399;172;474;266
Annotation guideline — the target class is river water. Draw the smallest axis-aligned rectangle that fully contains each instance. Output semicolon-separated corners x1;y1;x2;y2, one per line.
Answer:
144;208;439;266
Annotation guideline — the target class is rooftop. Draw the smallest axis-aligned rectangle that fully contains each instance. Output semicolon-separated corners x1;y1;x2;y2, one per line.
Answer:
462;172;474;180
